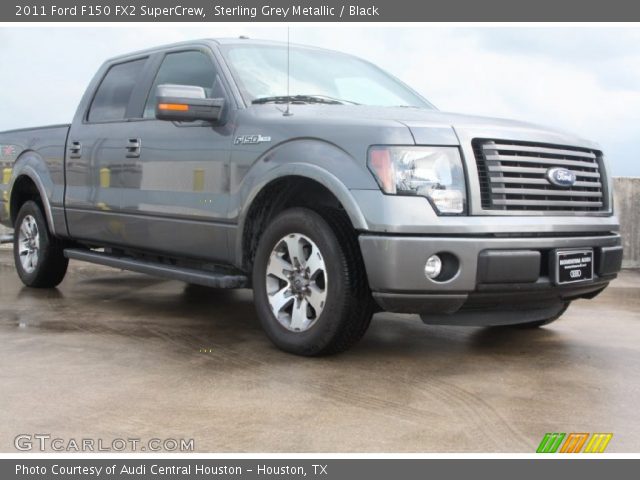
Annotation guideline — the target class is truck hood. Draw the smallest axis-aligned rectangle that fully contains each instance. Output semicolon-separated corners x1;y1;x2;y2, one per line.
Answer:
276;104;599;150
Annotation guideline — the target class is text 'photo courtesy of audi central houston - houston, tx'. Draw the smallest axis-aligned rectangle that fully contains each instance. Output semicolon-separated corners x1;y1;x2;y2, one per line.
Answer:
0;38;623;355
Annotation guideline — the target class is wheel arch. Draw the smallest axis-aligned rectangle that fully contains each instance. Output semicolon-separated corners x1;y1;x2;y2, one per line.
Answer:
236;165;369;271
9;152;57;235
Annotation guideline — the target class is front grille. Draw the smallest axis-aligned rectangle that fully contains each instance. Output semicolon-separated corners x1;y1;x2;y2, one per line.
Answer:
472;139;607;213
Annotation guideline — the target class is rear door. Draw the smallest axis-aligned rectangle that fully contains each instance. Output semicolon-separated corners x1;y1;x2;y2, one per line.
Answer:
65;56;151;245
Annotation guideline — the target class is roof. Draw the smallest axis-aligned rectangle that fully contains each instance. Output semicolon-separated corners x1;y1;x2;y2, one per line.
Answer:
106;37;330;63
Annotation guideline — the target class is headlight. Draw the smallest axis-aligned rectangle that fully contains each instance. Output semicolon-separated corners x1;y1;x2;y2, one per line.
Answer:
367;146;466;214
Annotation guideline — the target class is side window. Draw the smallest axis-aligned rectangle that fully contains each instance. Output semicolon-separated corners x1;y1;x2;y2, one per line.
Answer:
143;51;223;118
88;59;147;123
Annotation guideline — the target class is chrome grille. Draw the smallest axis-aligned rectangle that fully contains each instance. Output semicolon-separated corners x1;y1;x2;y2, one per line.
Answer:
472;139;607;213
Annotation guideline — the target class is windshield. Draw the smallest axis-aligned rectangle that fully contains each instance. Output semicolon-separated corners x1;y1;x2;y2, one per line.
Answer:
220;44;434;108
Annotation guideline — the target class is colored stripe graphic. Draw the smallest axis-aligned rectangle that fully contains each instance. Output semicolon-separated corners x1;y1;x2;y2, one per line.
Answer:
560;433;589;453
536;433;566;453
584;433;613;453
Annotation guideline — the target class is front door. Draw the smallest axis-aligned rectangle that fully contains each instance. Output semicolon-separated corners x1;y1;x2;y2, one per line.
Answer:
117;49;234;263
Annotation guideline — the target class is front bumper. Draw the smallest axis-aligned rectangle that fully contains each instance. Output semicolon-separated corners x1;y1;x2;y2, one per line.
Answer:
359;233;622;323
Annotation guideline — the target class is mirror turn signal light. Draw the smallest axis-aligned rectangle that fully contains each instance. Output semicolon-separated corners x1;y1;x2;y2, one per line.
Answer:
158;103;190;111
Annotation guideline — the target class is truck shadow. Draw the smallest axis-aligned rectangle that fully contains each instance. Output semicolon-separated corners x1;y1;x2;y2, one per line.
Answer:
347;312;570;361
7;272;572;365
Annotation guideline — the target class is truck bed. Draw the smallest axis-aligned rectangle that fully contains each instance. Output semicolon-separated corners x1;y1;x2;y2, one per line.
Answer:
0;124;71;228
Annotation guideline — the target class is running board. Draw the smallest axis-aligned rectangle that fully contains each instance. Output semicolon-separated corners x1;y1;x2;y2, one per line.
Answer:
0;233;13;244
64;249;248;289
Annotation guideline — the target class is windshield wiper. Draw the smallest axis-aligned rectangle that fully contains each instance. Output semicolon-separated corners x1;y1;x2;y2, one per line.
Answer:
251;95;358;105
306;95;360;105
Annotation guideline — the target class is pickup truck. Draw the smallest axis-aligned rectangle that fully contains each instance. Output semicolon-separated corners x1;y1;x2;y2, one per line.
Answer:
0;38;623;356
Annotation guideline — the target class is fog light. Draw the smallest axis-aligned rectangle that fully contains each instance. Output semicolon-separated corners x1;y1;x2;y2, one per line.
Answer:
424;255;442;279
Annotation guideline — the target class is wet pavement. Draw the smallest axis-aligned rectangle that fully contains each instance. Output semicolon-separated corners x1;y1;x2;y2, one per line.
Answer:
0;245;639;453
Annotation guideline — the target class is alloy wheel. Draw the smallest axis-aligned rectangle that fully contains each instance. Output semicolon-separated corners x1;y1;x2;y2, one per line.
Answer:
265;233;328;332
18;214;40;274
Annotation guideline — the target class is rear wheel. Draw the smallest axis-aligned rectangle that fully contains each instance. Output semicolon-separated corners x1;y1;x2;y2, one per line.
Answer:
13;200;68;288
252;208;374;356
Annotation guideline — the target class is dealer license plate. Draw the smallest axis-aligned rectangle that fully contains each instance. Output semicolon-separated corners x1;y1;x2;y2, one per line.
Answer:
554;249;594;285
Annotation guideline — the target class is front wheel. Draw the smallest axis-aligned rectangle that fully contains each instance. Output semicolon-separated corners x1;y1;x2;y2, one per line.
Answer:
252;208;374;356
13;200;68;288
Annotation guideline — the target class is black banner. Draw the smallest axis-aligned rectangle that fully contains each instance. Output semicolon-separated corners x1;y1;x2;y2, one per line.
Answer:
3;459;640;479
4;0;640;22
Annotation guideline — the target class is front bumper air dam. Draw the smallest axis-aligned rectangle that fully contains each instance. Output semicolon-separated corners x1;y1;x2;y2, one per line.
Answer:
359;233;622;326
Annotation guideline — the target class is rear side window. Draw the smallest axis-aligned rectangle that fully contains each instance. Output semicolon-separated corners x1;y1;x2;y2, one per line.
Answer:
88;59;147;122
143;51;223;118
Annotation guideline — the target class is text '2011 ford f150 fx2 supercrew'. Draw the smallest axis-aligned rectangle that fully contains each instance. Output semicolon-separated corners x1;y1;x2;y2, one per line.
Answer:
0;38;623;355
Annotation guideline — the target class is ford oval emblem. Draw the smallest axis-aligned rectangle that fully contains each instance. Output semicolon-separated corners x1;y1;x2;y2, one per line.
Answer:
546;167;576;188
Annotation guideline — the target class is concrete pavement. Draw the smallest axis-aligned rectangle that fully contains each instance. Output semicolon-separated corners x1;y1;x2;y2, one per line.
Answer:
1;246;639;452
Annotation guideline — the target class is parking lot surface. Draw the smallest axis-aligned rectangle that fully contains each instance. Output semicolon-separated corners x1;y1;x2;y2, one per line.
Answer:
1;246;639;452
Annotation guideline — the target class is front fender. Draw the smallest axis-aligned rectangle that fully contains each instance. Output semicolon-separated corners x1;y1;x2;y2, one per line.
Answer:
230;139;377;266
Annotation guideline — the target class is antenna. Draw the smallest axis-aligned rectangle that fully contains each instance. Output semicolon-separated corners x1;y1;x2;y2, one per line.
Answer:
284;27;293;117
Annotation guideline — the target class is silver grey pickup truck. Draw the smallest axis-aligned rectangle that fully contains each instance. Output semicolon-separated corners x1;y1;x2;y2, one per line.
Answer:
0;38;623;355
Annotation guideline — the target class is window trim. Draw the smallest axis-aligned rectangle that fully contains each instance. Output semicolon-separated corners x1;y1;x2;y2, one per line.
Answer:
84;55;151;125
127;53;164;120
81;43;240;126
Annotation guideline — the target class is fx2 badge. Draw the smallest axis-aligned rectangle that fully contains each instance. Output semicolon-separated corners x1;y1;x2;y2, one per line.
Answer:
234;134;271;145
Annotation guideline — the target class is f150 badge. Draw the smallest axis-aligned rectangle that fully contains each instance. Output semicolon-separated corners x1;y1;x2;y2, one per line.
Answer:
234;134;271;145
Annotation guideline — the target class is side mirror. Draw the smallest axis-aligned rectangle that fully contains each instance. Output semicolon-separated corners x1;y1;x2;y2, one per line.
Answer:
155;84;224;122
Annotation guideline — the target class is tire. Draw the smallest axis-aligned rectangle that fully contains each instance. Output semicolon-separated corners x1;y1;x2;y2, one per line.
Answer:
13;200;68;288
511;302;571;329
252;207;374;356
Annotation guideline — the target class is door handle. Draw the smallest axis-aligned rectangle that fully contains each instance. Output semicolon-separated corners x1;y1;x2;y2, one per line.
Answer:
68;141;82;159
125;138;141;158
